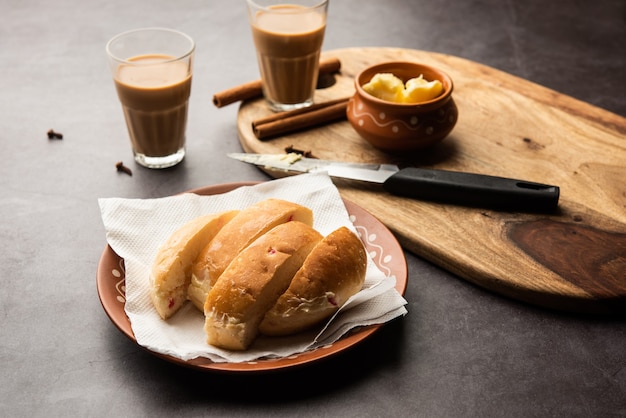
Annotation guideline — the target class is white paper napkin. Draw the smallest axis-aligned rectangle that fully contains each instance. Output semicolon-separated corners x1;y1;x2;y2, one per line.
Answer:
98;172;408;363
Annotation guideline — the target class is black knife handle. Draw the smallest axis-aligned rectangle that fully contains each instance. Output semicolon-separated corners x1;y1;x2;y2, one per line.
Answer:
383;167;560;212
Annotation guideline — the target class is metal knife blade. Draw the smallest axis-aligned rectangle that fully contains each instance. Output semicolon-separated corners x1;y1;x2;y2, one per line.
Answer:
228;152;399;183
228;153;560;212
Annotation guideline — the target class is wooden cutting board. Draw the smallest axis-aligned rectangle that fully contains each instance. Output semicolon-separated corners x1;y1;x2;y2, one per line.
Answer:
236;47;626;315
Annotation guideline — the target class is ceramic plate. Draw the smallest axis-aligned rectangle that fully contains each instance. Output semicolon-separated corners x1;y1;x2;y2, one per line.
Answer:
96;182;407;372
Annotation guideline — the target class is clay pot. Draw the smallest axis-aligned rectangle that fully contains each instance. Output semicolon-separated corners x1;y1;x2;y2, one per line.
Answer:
347;61;458;152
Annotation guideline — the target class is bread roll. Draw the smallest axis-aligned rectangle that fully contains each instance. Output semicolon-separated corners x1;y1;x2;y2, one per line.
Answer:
259;226;367;336
149;210;239;319
188;199;313;311
204;221;323;350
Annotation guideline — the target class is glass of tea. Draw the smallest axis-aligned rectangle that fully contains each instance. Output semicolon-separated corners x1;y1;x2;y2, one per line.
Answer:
106;28;194;169
246;0;329;112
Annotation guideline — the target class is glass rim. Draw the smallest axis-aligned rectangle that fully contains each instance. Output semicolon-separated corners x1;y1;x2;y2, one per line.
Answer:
246;0;328;13
105;27;195;65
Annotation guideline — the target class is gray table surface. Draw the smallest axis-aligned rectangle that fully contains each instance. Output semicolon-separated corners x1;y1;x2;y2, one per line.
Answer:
1;0;625;416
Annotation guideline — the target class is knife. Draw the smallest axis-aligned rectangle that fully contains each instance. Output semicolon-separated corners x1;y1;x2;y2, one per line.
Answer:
228;153;560;212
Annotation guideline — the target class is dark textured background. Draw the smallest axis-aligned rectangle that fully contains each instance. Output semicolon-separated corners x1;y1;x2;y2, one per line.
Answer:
1;0;624;416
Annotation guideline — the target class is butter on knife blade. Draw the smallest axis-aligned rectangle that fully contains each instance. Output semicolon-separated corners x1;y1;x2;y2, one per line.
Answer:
228;153;560;212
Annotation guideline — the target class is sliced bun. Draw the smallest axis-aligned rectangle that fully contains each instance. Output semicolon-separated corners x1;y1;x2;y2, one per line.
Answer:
188;199;313;311
149;210;239;319
204;221;323;350
259;226;367;336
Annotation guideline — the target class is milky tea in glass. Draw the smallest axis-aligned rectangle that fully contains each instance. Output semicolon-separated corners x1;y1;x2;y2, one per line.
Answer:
106;28;194;169
247;0;328;112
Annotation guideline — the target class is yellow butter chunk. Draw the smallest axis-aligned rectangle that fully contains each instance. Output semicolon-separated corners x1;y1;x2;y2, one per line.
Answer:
362;72;443;104
362;73;405;102
402;75;443;103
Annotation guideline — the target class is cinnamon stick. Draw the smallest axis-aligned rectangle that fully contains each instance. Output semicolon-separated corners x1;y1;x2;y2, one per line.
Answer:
213;57;342;108
253;97;350;140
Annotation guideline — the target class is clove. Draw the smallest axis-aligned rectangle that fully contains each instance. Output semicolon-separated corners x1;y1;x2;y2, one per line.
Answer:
115;161;133;176
47;129;63;139
284;145;316;158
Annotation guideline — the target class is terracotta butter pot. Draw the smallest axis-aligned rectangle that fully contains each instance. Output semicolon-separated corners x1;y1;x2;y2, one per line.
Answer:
347;61;458;152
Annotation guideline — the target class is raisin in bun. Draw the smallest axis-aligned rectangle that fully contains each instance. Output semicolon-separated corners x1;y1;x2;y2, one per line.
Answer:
188;199;313;311
204;221;323;351
259;226;367;336
149;210;239;319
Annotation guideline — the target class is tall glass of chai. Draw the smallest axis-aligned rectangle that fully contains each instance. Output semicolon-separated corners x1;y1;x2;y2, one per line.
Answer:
246;0;328;112
106;28;194;169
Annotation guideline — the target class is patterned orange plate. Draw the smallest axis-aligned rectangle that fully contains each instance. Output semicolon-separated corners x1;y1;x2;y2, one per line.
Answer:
96;182;408;372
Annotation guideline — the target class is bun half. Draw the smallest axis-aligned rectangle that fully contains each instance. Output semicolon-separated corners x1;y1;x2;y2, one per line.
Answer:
204;221;323;350
188;199;313;311
259;226;367;336
149;211;239;319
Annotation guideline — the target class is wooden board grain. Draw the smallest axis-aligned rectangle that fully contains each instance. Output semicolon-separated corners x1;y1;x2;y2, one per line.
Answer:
236;47;626;315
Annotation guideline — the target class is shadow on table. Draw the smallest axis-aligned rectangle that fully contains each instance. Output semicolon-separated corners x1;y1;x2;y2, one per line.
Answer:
109;316;407;406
